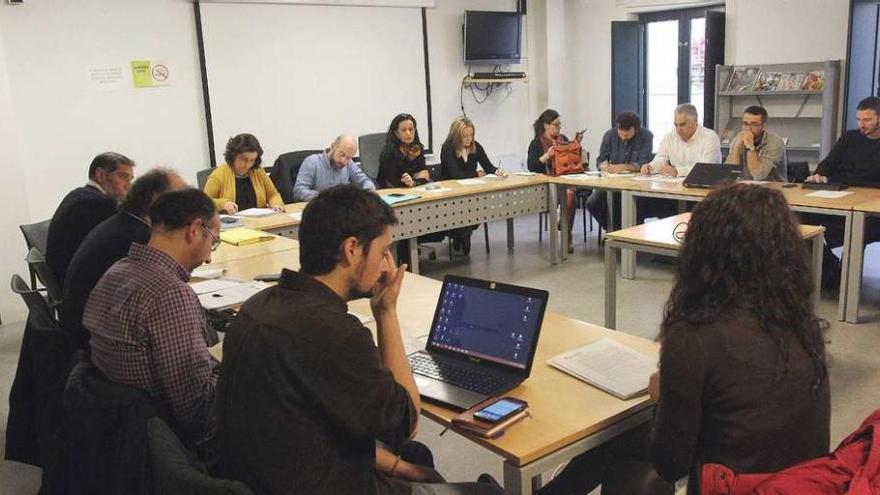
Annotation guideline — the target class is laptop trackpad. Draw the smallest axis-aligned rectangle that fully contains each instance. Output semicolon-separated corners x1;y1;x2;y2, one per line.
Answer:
414;375;486;410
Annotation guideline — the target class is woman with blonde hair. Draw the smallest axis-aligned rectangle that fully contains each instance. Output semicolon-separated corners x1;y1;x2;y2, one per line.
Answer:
440;117;507;254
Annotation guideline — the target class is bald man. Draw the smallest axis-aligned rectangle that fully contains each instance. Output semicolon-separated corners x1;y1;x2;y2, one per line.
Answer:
293;135;376;202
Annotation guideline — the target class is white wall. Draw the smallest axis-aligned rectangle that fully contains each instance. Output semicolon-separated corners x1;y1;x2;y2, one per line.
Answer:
725;0;850;66
0;1;209;222
0;19;33;323
426;0;536;168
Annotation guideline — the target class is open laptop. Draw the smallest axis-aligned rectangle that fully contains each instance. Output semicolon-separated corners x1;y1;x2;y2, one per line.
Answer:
683;162;743;188
407;275;549;410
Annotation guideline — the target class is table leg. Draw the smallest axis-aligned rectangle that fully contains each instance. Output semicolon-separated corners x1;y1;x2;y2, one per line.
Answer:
503;462;541;495
561;189;570;261
811;234;823;312
837;212;853;321
549;183;560;264
408;239;420;275
507;218;515;251
845;211;866;323
605;242;618;329
620;191;636;279
606;189;615;232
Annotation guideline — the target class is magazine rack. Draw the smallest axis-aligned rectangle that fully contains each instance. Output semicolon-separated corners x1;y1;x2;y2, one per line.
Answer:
713;60;840;164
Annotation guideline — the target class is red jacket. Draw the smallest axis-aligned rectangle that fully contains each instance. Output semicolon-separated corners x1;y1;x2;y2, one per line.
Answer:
702;408;880;494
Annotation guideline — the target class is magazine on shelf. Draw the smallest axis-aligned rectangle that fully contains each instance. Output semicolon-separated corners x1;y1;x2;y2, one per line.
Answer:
777;72;806;91
754;71;782;91
725;67;760;92
802;70;825;91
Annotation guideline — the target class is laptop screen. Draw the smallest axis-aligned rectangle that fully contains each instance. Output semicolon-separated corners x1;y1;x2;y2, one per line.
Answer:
426;275;548;371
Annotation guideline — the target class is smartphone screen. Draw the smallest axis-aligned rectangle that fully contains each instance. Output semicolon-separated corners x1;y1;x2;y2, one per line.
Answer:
473;398;526;423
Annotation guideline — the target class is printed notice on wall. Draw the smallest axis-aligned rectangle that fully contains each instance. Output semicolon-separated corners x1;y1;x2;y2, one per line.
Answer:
87;65;125;92
130;60;172;89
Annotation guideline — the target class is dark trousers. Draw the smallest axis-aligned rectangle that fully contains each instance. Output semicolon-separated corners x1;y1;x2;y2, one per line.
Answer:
586;191;678;232
535;422;673;495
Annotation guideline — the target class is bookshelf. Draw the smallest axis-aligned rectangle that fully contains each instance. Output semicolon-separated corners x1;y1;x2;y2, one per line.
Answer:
713;60;841;164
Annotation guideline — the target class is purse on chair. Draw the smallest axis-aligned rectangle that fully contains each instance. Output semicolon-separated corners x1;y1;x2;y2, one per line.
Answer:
549;140;584;176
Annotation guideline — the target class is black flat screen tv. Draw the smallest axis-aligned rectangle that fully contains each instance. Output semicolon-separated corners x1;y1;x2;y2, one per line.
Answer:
463;10;521;65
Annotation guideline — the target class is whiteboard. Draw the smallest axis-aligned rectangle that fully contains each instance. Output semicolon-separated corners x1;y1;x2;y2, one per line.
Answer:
200;2;430;165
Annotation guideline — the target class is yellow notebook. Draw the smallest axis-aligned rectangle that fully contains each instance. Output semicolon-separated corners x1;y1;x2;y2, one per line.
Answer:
219;227;275;246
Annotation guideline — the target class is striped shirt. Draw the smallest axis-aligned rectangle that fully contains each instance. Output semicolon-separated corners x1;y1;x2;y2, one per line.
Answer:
84;242;219;445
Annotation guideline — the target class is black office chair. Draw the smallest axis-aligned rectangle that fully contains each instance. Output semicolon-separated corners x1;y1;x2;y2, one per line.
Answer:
196;167;213;190
6;274;68;469
787;161;810;183
26;247;62;311
148;417;255;495
357;133;385;182
20;219;51;290
270;149;322;204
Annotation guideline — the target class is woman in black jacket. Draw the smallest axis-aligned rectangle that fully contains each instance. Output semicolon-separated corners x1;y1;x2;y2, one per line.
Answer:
377;113;431;188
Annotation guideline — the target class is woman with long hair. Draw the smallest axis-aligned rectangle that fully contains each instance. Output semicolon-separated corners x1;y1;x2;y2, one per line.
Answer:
377;113;431;188
650;183;830;492
527;109;582;253
440;116;507;254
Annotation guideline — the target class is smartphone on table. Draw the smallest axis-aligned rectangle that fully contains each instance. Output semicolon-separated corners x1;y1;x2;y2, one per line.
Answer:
473;397;528;423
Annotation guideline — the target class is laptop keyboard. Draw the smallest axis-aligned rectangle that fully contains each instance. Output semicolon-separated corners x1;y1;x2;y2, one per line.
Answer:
408;353;510;395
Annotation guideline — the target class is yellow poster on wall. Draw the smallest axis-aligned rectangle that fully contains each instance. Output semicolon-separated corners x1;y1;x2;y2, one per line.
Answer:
131;60;171;89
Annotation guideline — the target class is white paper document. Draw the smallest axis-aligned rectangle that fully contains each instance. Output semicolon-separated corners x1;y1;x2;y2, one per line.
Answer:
288;212;302;221
604;172;636;177
191;268;225;280
631;175;685;183
805;190;853;199
190;278;244;295
457;178;485;185
513;172;536;176
197;281;270;310
559;174;600;180
237;208;276;217
417;185;452;193
548;338;657;400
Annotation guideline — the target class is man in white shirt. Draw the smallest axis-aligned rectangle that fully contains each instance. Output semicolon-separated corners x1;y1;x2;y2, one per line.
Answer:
641;103;722;177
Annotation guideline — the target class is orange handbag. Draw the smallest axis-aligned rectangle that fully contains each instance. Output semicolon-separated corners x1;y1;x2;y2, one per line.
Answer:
549;141;584;176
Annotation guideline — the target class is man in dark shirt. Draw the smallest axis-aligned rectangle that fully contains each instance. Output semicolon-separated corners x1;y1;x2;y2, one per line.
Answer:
62;168;186;352
804;96;880;288
46;152;135;285
585;112;657;231
217;185;501;495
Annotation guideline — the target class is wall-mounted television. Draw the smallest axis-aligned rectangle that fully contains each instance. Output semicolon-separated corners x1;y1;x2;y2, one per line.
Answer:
463;10;521;65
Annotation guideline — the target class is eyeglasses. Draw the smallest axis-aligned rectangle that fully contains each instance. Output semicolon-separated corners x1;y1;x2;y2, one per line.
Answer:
201;225;221;251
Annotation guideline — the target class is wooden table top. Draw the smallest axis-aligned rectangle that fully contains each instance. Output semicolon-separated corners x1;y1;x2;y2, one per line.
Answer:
208;251;658;467
606;212;825;250
210;233;299;264
854;197;880;214
378;175;550;206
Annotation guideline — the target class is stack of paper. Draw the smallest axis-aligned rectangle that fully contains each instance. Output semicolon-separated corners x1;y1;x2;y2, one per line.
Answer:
237;208;276;217
197;280;270;310
219;227;275;246
548;338;657;400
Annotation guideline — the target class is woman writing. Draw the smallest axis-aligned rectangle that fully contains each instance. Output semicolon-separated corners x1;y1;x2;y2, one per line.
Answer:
204;133;283;213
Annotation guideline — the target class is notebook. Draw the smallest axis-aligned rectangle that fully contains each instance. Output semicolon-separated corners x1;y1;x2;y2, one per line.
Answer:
381;193;420;206
549;338;657;400
408;274;549;410
219;227;275;246
236;208;276;217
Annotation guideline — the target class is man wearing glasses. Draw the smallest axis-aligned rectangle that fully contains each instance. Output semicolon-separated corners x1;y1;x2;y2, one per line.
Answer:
46;151;136;285
84;189;221;460
725;105;786;181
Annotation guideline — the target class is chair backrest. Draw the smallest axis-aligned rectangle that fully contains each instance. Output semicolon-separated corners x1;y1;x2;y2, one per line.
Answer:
357;133;386;182
20;219;51;255
778;136;790;182
196;168;213;190
148;416;256;495
26;247;63;307
787;161;810;183
11;273;60;333
270;150;322;204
